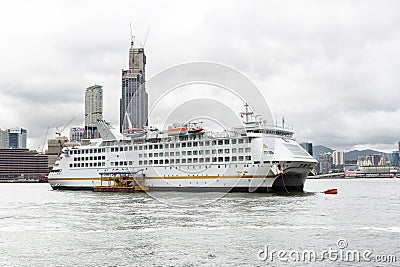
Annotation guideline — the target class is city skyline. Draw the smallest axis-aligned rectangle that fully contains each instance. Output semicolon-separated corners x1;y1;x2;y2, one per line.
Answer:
0;1;399;152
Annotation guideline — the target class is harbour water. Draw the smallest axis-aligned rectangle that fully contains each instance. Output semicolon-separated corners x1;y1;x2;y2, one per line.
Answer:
0;179;399;266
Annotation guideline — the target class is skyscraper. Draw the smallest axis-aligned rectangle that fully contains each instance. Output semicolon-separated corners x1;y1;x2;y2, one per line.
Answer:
332;150;345;166
0;129;8;148
85;85;103;139
120;37;148;132
7;128;27;149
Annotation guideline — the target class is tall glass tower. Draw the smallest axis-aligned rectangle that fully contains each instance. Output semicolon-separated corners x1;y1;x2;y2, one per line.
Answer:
120;38;148;132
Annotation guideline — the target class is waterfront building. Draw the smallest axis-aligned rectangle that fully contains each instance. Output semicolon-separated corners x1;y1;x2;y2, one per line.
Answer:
7;128;27;149
85;85;103;139
390;152;399;166
45;136;69;168
0;129;8;148
119;37;148;132
70;127;85;142
318;152;332;173
300;142;313;156
0;149;48;179
332;150;345;166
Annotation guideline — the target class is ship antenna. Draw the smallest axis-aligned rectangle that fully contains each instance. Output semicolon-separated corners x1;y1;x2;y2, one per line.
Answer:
245;102;249;124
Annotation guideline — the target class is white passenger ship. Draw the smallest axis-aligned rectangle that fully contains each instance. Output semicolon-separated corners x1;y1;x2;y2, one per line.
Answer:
48;107;317;192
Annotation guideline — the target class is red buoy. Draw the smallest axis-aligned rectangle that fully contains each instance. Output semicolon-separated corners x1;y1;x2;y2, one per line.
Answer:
324;188;338;194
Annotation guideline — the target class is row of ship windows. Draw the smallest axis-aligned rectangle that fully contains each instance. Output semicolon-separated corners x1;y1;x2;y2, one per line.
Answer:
69;139;251;155
73;156;106;161
138;148;251;158
70;148;106;155
138;156;252;165
70;162;106;168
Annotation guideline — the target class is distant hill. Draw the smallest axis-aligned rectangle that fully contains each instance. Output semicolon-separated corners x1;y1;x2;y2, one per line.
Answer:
313;145;334;159
345;150;389;161
312;146;389;161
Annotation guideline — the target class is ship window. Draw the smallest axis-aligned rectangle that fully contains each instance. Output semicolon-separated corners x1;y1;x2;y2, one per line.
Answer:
188;158;192;163
182;143;186;148
205;150;210;155
199;142;204;146
218;157;223;162
149;153;153;157
254;161;260;164
102;148;105;152
115;162;118;166
245;156;251;161
154;153;158;157
165;152;169;156
238;148;244;153
144;160;148;165
225;157;230;162
193;142;198;147
176;152;180;156
90;149;93;153
225;149;230;153
193;158;198;163
212;157;217;162
89;163;93;167
94;163;97;167
139;154;142;158
187;142;192;147
239;156;244;161
232;139;237;144
119;147;123;152
175;159;179;163
165;159;169;164
245;148;251;153
139;161;143;165
263;161;269;164
165;144;169;149
139;146;143;150
170;152;174;156
124;147;128;151
182;151;186;156
212;149;217;154
232;148;237;153
205;141;210;146
187;151;192;156
232;156;237;161
193;151;198;155
218;140;223;145
225;140;229;145
111;148;114;152
218;149;223;154
134;146;137;151
159;152;163;157
159;145;163;149
102;162;105;166
269;151;274;154
154;145;158;149
149;160;153;164
238;139;244;144
85;163;88;167
182;159;186;163
199;158;204;163
149;145;153;149
144;153;147;158
129;147;132;151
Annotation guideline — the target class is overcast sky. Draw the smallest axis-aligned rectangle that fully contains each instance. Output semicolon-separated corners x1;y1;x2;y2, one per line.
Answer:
0;0;399;152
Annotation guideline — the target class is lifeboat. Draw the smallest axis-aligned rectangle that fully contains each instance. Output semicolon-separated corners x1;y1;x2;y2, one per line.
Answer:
167;126;188;136
324;188;338;194
188;127;204;134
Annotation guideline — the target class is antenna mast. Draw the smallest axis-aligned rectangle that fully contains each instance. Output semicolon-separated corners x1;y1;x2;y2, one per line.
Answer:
130;22;135;46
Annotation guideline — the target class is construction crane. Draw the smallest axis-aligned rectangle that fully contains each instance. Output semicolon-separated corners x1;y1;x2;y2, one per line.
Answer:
55;117;75;137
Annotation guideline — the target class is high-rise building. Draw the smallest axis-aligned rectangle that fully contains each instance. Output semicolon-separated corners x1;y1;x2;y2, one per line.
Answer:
390;152;399;166
300;142;313;156
7;128;27;149
332;150;345;166
120;37;148;132
70;127;85;142
85;85;103;139
0;129;9;148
